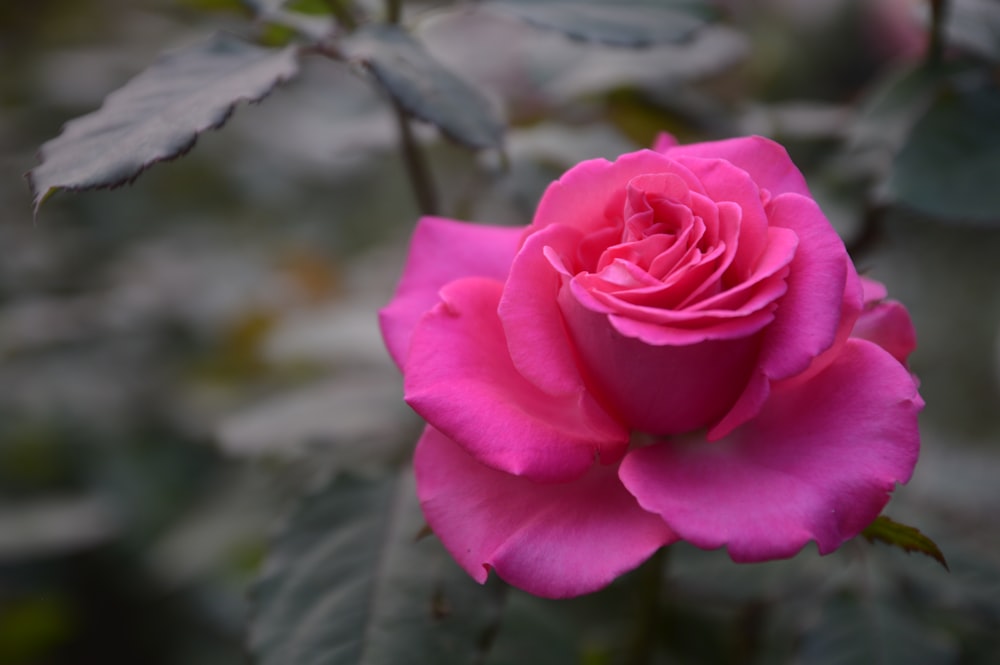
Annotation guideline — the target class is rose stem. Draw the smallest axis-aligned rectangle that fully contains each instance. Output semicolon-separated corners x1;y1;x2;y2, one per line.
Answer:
625;546;669;665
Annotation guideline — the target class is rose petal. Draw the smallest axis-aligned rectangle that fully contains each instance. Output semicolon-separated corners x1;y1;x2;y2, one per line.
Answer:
531;151;705;237
710;192;853;438
559;283;765;434
379;217;524;369
852;301;917;365
499;223;591;396
620;338;922;562
405;277;628;483
659;135;813;199
415;426;677;599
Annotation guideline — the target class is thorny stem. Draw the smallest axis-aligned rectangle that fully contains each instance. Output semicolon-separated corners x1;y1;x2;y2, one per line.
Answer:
393;99;440;215
626;546;669;665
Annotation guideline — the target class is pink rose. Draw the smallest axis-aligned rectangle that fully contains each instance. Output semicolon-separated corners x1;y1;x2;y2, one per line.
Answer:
380;134;922;598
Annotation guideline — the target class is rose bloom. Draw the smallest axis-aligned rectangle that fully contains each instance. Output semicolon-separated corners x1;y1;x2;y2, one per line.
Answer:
380;134;921;599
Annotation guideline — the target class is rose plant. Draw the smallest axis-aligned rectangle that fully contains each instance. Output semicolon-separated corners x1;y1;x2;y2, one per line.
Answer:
380;134;922;599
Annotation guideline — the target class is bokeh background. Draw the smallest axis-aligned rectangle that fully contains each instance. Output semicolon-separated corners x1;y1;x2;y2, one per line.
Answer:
1;1;999;663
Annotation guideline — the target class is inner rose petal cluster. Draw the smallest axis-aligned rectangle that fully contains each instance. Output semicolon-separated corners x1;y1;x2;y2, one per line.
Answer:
380;134;922;599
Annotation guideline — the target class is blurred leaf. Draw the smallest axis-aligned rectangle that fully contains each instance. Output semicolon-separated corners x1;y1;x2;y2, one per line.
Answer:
798;596;955;665
0;495;118;560
848;64;951;160
888;83;1000;223
483;0;710;47
216;372;412;462
28;33;300;211
945;0;1000;62
345;24;504;150
0;596;75;665
250;469;506;665
862;515;949;570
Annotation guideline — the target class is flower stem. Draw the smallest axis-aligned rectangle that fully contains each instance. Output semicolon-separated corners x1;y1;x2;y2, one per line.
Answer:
626;546;668;665
393;100;440;216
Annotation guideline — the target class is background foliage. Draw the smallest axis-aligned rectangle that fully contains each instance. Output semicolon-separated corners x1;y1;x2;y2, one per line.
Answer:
2;0;999;663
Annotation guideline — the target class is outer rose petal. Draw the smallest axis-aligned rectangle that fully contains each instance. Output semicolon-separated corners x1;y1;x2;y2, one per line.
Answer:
405;277;628;483
656;133;812;199
379;217;524;369
415;426;677;599
710;192;855;439
852;276;917;365
499;223;589;396
619;338;922;562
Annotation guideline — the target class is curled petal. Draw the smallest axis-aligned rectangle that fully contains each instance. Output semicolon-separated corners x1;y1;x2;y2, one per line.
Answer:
415;426;677;599
379;217;524;369
710;192;854;438
659;134;813;199
531;151;704;237
559;284;765;435
620;339;922;562
405;277;628;483
499;223;590;396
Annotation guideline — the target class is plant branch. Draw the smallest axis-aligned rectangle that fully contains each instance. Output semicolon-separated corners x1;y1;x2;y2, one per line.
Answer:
927;0;948;66
393;100;440;215
386;0;403;24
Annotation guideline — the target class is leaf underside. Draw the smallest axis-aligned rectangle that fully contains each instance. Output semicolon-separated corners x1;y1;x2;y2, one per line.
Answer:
345;24;504;150
862;515;949;571
28;32;300;211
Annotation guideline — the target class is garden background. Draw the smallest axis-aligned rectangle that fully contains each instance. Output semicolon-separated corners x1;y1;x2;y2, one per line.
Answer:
1;1;999;663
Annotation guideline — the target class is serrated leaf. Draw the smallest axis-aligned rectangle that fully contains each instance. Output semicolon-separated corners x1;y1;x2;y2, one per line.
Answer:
28;32;300;211
483;0;710;48
888;83;1000;223
250;469;506;665
862;515;949;570
345;24;504;150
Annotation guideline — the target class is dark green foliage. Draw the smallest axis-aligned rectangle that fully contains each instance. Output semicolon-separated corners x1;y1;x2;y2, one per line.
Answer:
250;470;506;665
28;33;300;210
345;24;504;150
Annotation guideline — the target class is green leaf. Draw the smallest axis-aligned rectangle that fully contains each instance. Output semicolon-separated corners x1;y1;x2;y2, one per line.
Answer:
250;468;506;665
483;0;710;48
861;515;949;570
28;32;300;211
345;24;504;150
888;82;1000;223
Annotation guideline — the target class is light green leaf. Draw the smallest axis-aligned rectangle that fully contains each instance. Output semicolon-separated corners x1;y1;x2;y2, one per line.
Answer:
861;515;949;570
250;468;506;665
888;82;1000;223
28;33;300;211
345;24;504;150
483;0;710;48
